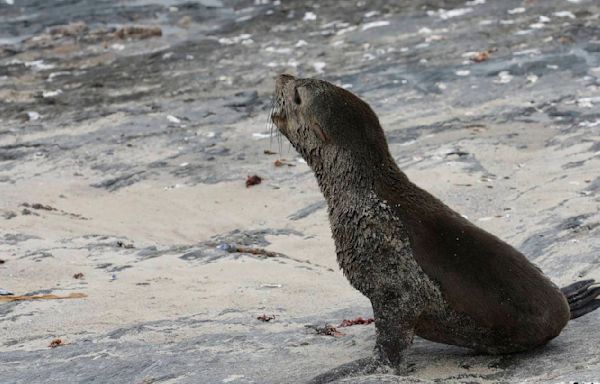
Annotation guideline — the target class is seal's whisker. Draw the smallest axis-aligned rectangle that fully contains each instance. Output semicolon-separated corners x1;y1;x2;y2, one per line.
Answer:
277;99;289;155
267;91;276;149
277;124;283;155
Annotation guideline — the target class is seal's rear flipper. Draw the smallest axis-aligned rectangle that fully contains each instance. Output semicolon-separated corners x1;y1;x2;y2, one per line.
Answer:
561;279;600;319
561;279;594;296
570;300;600;319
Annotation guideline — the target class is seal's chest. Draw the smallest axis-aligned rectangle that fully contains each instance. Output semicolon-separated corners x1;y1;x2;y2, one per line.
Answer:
329;198;414;282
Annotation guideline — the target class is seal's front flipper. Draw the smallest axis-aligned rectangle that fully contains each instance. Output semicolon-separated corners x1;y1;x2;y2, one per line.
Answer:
561;279;600;319
306;357;387;384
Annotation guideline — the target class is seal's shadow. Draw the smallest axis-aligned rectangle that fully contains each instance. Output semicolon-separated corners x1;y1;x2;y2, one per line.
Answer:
405;333;572;381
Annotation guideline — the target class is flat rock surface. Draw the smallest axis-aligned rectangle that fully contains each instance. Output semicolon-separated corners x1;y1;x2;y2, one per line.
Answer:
1;0;599;383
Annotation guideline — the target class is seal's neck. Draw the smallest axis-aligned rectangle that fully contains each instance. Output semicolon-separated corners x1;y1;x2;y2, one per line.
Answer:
309;146;407;205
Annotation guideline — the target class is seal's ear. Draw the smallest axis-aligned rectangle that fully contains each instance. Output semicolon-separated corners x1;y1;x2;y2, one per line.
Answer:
310;121;330;143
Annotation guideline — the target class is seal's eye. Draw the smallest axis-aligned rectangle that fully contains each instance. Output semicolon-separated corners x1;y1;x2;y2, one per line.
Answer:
293;88;301;105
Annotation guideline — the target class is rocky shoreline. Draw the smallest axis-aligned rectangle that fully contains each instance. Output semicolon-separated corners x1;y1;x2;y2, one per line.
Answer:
1;0;599;383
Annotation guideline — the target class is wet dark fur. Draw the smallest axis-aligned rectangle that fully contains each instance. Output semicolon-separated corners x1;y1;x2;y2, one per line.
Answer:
271;74;599;369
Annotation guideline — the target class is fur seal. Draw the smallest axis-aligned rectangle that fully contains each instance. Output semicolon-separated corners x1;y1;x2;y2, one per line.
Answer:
270;74;600;372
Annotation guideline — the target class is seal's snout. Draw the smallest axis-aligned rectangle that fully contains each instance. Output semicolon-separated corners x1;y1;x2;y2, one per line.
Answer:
271;110;286;130
271;74;295;132
275;73;295;91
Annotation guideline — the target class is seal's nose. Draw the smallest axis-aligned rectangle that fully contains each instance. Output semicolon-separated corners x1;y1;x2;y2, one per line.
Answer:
276;73;295;91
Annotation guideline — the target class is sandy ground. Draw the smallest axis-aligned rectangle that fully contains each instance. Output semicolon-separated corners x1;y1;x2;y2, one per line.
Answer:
0;0;599;383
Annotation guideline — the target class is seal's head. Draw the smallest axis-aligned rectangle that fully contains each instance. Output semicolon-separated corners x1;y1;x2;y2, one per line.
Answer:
271;74;391;170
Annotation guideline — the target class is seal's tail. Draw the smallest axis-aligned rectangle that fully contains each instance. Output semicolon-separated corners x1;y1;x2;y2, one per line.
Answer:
561;279;600;319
